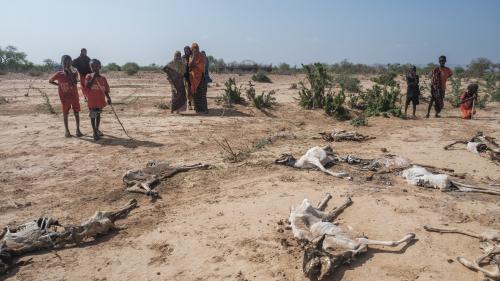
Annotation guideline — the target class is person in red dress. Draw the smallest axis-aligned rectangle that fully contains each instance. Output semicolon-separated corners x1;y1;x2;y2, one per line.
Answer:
85;59;112;141
460;83;478;119
49;55;83;138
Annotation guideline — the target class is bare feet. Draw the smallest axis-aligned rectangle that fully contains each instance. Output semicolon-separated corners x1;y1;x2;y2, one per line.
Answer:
425;114;430;118
75;130;83;137
65;131;71;138
435;114;440;118
93;132;100;141
97;130;104;136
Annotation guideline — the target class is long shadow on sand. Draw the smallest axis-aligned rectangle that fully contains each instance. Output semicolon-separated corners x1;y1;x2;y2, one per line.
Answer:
181;108;253;117
324;238;418;281
0;232;121;281
79;134;164;148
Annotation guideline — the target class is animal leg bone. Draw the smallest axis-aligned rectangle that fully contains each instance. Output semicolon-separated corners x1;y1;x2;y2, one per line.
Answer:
452;181;500;196
457;256;500;280
310;158;347;178
424;225;485;240
357;233;416;248
316;193;332;211
322;197;353;222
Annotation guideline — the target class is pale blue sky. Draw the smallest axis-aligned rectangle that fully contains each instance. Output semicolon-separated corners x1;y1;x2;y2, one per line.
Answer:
1;0;499;66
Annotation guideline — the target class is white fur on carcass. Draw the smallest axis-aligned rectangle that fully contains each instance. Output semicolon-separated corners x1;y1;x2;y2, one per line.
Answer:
466;142;481;154
401;165;451;190
293;146;347;178
289;199;360;251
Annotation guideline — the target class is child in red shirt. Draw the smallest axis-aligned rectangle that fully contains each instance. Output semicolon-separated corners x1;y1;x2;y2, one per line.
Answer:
49;55;83;138
85;59;112;141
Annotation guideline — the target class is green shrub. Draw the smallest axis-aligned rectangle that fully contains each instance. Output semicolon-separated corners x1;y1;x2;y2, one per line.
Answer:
371;72;398;87
297;63;333;109
350;114;368;126
251;71;272;83
105;63;121;71
245;82;276;109
485;73;500;102
324;89;350;120
335;74;361;92
122;62;140;75
360;84;402;117
218;77;244;105
447;77;463;107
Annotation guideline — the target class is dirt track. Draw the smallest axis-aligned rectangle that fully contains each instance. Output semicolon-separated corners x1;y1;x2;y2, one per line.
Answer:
1;72;499;281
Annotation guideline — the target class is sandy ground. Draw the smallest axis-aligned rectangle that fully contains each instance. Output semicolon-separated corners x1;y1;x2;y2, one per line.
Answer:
0;72;499;281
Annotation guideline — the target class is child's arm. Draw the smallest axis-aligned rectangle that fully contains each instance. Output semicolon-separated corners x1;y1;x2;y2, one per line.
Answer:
48;73;59;86
86;73;99;89
103;78;112;105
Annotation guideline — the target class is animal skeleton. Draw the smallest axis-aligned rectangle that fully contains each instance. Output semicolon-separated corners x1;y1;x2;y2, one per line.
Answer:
444;132;500;165
275;146;348;178
320;130;375;142
401;166;500;195
290;193;415;280
362;155;411;172
424;225;500;280
0;199;138;276
123;161;209;197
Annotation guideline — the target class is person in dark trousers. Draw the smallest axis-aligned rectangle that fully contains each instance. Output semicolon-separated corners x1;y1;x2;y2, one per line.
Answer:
404;66;420;118
182;46;193;110
72;48;92;99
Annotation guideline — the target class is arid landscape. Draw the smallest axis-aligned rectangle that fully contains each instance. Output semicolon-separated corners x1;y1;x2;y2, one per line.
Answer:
1;72;499;281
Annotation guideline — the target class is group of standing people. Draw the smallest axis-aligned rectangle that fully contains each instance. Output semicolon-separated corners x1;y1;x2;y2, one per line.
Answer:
404;55;479;119
163;42;211;114
49;48;111;140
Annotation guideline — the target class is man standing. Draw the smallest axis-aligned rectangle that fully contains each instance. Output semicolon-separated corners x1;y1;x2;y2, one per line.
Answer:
72;48;92;99
426;55;453;118
182;46;193;110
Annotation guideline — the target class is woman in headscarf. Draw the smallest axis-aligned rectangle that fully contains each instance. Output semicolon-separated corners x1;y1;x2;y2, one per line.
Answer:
189;43;208;113
162;51;187;114
459;83;478;119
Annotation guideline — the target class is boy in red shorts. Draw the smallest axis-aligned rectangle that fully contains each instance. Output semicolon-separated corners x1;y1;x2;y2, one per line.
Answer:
85;59;112;141
49;55;83;138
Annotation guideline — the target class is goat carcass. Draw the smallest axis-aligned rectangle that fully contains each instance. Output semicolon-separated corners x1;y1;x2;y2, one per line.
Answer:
362;155;411;172
275;146;347;178
401;166;500;195
424;225;499;280
123;161;209;197
320;130;375;142
444;132;500;165
290;193;415;280
0;199;137;275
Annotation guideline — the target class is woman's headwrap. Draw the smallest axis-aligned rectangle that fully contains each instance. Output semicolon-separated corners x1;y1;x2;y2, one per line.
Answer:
467;83;478;93
167;51;186;75
191;42;199;51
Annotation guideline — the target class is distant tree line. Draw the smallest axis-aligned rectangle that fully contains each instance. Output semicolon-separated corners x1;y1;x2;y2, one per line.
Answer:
1;45;499;78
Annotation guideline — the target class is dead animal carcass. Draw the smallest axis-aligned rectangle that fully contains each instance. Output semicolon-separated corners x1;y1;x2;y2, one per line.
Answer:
401;166;500;195
123;161;209;197
289;193;415;280
444;132;500;165
275;146;348;178
0;199;137;276
424;225;499;280
320;130;375;142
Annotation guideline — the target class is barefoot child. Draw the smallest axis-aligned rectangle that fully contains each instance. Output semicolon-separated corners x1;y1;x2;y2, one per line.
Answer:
85;59;111;141
49;55;83;137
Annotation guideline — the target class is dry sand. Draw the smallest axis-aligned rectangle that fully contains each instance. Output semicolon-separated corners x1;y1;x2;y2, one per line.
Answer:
0;72;499;281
